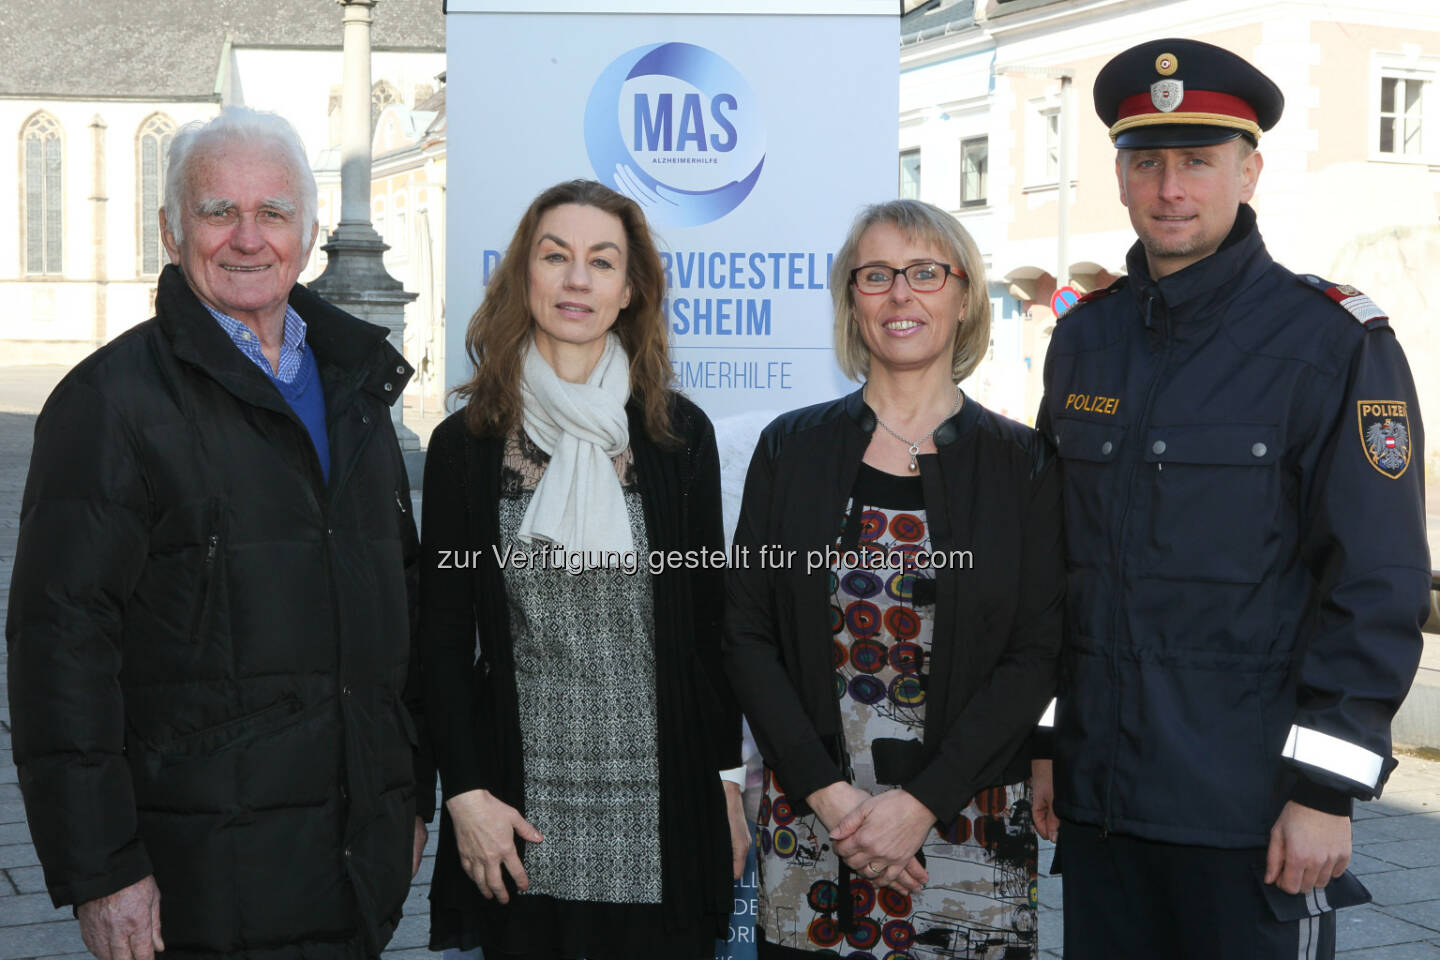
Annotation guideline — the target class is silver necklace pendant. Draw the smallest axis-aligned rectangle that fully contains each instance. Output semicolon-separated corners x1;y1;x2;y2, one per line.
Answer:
867;385;961;474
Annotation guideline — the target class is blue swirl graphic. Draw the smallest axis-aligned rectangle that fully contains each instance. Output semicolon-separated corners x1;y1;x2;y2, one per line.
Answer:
585;42;765;228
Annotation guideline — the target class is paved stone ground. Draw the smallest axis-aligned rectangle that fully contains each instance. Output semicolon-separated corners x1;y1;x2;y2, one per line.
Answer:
1033;761;1440;958
0;365;1438;958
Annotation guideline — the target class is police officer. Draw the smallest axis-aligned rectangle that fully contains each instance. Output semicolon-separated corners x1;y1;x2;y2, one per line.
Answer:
1032;38;1431;959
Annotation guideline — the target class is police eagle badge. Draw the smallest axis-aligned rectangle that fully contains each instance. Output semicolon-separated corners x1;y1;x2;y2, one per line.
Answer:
1151;79;1183;112
1358;401;1411;478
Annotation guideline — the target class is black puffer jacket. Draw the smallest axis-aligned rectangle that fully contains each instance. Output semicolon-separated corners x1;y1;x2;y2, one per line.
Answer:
7;264;434;960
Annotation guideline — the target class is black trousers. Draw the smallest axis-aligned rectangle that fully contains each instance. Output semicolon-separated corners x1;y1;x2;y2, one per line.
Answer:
1058;821;1336;960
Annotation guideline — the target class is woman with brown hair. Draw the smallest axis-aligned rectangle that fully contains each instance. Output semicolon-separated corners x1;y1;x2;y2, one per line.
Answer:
420;179;746;958
724;198;1063;958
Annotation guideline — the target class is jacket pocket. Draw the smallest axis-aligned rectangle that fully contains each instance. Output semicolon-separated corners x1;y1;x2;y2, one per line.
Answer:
1141;423;1278;584
146;696;306;767
1051;417;1126;571
186;499;225;642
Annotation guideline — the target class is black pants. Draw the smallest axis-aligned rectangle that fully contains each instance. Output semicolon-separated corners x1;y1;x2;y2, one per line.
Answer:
1058;821;1336;960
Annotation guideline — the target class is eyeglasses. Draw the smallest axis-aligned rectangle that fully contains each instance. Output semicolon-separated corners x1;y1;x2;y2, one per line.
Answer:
849;261;966;295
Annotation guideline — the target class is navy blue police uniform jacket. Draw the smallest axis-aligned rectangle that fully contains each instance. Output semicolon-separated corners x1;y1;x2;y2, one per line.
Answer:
1038;203;1431;848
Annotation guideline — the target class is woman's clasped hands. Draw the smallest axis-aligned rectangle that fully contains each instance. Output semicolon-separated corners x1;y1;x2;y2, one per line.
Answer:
808;781;932;895
445;788;545;904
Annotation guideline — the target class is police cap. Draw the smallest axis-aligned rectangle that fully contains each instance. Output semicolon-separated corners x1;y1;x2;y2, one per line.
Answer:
1094;38;1283;148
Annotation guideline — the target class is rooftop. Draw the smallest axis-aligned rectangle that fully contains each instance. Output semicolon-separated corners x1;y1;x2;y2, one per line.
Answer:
0;0;446;100
901;0;977;43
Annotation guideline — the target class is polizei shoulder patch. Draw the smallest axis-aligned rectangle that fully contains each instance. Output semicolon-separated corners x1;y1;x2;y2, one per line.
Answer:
1298;274;1389;325
1358;400;1411;479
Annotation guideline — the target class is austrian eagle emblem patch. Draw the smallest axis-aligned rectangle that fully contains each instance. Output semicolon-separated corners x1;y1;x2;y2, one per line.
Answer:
1358;401;1411;478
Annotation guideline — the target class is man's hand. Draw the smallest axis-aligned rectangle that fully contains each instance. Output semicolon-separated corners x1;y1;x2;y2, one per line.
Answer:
1264;800;1351;895
77;875;164;960
723;781;750;880
1031;758;1059;842
446;788;543;904
831;789;933;895
412;816;429;878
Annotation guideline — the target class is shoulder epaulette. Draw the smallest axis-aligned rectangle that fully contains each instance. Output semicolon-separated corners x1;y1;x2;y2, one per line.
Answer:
1297;274;1389;327
1061;277;1128;320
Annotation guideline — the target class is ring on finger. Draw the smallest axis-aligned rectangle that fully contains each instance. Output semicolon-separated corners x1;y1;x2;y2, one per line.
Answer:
867;861;882;877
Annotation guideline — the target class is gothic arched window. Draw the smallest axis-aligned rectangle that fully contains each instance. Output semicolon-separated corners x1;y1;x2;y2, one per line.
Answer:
21;112;63;275
372;80;400;132
137;113;176;275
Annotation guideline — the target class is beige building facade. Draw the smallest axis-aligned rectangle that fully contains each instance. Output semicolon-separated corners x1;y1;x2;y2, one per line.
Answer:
1;0;445;369
900;0;1440;472
8;2;1435;471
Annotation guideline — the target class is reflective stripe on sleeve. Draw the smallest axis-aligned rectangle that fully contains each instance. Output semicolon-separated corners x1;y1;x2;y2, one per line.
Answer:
1037;697;1057;729
1281;724;1383;788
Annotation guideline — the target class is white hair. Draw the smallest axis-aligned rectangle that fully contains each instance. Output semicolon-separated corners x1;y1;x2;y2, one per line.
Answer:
164;106;318;250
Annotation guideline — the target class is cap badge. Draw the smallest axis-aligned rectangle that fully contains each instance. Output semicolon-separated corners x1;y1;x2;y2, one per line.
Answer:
1151;79;1184;112
1155;53;1179;76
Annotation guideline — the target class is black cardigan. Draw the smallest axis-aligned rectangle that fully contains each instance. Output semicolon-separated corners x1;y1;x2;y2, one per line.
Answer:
419;394;740;944
723;388;1063;824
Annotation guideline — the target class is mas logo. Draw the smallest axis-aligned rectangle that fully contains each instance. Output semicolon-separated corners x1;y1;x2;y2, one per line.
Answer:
584;42;765;228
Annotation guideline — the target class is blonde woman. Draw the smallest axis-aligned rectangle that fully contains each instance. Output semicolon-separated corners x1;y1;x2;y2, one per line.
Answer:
725;199;1063;958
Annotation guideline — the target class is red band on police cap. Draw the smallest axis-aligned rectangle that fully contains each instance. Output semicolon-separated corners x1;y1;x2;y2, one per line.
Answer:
1116;89;1259;122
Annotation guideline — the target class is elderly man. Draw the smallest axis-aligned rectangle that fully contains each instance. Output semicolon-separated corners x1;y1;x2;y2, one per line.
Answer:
1033;39;1429;959
8;107;432;960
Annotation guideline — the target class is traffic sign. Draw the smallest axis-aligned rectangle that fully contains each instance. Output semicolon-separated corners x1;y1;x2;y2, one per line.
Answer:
1051;285;1080;316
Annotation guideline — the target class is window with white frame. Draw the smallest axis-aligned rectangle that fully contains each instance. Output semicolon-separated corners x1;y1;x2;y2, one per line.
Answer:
1043;108;1060;181
138;113;176;276
1373;53;1440;163
1024;101;1063;187
1379;73;1426;157
21;112;63;275
961;137;988;206
899;149;921;199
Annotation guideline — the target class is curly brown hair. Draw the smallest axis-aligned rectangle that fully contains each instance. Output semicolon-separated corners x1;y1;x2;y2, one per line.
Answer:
453;179;675;443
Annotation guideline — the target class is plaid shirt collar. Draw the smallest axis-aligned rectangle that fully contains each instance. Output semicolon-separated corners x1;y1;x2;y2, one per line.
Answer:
202;302;308;384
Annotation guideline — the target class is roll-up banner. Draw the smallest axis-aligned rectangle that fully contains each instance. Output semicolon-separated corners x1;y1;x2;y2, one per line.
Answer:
444;1;899;421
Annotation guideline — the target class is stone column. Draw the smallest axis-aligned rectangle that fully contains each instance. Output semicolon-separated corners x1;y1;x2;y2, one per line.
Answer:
309;0;420;450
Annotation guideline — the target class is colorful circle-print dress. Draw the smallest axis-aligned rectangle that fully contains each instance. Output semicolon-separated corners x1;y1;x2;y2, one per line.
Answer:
754;463;1037;960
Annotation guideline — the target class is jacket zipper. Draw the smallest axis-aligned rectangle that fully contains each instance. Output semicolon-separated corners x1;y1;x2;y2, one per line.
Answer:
188;508;221;641
1101;292;1173;831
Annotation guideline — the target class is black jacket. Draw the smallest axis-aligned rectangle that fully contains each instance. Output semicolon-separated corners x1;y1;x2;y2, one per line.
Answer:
7;264;433;959
1039;205;1430;847
419;397;741;949
723;389;1063;824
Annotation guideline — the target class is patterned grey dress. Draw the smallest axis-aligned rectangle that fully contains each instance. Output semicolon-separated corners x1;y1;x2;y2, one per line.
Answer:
496;430;663;905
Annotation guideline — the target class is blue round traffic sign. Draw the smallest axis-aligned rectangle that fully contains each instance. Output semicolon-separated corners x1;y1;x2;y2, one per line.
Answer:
1051;286;1080;316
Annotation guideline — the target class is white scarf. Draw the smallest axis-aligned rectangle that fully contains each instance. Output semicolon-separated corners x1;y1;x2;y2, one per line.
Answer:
516;333;634;554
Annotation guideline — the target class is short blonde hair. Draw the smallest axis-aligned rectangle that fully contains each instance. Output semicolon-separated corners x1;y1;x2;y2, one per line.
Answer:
830;199;990;383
